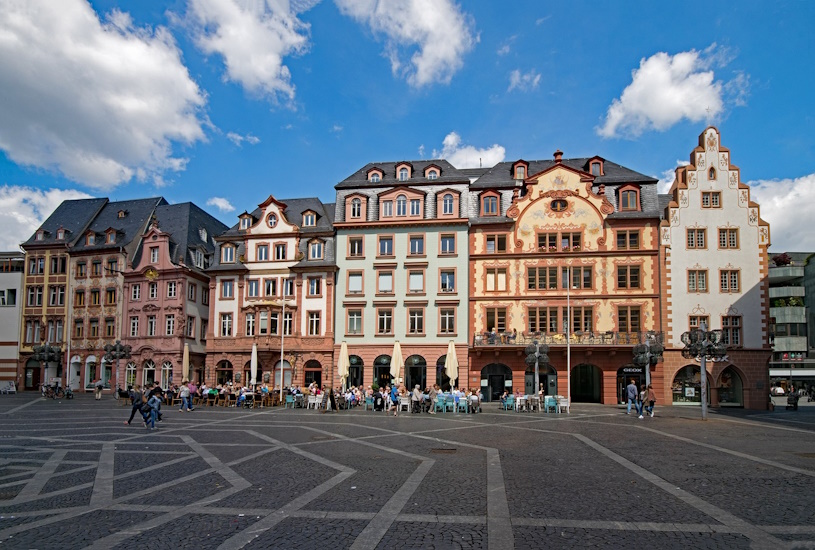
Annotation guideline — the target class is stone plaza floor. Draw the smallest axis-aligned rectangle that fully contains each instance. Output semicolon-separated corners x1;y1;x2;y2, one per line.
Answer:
0;394;813;549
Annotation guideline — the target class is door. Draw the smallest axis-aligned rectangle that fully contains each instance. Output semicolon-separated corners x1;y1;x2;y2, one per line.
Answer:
488;374;505;402
25;367;40;390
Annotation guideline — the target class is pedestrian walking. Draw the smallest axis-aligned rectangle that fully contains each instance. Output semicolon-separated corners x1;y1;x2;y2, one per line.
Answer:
146;391;162;429
94;378;104;400
645;384;657;417
428;385;438;414
124;385;143;425
625;379;638;414
178;380;193;412
637;384;647;419
388;385;399;417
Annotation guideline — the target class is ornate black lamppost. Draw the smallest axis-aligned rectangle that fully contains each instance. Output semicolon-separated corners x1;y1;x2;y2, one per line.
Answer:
103;340;132;390
632;333;665;386
32;343;63;387
680;325;727;420
525;341;550;400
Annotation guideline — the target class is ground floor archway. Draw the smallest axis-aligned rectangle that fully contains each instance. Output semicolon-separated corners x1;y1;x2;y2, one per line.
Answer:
434;355;451;391
717;366;744;407
672;364;712;405
405;354;427;391
481;363;511;402
571;363;602;403
617;364;646;404
374;355;392;388
348;355;364;388
304;359;322;387
525;363;557;396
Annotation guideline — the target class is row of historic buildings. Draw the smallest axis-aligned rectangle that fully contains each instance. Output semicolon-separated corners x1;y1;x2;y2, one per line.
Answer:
16;127;773;408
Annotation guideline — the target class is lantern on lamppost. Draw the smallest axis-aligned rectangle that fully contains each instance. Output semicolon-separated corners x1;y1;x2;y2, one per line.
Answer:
32;343;63;387
525;341;550;399
103;340;132;391
632;333;664;386
680;325;727;420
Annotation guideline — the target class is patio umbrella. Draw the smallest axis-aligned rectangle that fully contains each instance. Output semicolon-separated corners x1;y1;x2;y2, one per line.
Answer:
444;340;459;390
250;343;258;386
337;341;350;390
182;343;190;382
390;341;403;385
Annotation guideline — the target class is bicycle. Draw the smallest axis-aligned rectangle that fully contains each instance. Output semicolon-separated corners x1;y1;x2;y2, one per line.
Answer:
41;384;65;399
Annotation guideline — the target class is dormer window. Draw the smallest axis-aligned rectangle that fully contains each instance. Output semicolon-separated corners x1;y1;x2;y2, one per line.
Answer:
267;213;277;228
36;230;44;241
309;240;324;260
399;167;408;181
351;198;361;218
117;210;127;219
370;172;381;183
515;166;525;179
194;250;204;268
303;212;316;227
442;194;454;215
482;194;499;216
106;232;115;244
87;234;95;245
56;229;64;240
590;162;601;176
222;246;235;263
396;195;407;216
427;170;438;180
618;185;641;212
240;217;251;230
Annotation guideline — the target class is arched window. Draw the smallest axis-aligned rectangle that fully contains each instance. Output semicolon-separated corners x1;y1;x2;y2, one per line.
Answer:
427;170;438;180
482;195;498;216
161;361;173;389
708;167;716;180
267;213;277;228
396;195;407;216
515;166;525;179
370;173;381;183
442;194;454;215
351;198;361;218
399;167;408;181
551;199;568;212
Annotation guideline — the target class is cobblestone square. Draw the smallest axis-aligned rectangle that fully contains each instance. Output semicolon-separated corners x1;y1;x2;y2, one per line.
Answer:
1;395;813;549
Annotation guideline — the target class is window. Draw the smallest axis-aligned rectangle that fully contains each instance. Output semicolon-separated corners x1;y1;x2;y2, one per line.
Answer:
427;170;438;180
105;318;115;338
410;199;421;216
130;317;139;337
245;313;255;336
50;256;66;274
267;213;278;227
202;290;209;305
399;167;408;181
377;308;393;334
268;312;279;335
718;228;739;249
396;195;407;216
442;194;454;215
348;272;363;294
309;241;323;259
349;237;363;257
408;308;424;334
29;257;44;275
91;261;102;276
87;234;95;245
378;236;393;256
150;247;159;263
408;270;424;293
201;320;208;341
617;306;641;333
308;312;321;335
382;201;393;217
620;190;638;211
194;250;204;268
560;233;581;251
0;289;16;306
439;309;455;334
551;200;568;212
308;277;321;296
149;282;158;299
351;198;362;218
486;268;507;291
486;234;507;253
722;316;742;347
720;270;740;293
240;217;251;230
708;167;716;180
164;316;174;336
485;307;507;332
617;266;640;289
167;281;177;298
106;259;118;274
274;244;286;260
105;288;116;305
567;306;594;333
515;165;525;179
257;245;269;261
303;213;316;226
222;246;235;263
590;162;600;176
74;319;84;338
347;309;362;334
370;173;380;183
265;278;277;297
527;267;558;290
528;307;558;333
89;318;99;337
482;195;498;215
409;235;424;255
702;191;721;208
27;286;43;306
187;316;195;338
220;313;232;336
563;266;593;289
440;234;455;254
283;311;292;336
76;262;87;278
440;270;455;293
106;232;115;244
57;229;64;240
247;279;259;298
48;285;65;306
222;280;234;298
147;315;156;336
282;278;294;297
187;283;196;301
378;270;393;294
689;315;709;331
687;229;706;249
90;289;100;306
685;268;708;292
616;231;640;250
75;290;85;306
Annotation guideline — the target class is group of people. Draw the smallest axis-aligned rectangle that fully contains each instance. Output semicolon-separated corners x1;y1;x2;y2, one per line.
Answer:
625;380;657;418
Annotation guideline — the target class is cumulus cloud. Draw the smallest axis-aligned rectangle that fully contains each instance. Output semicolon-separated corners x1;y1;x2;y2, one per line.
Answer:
656;160;691;193
535;16;551;25
226;132;261;146
0;0;207;190
507;69;541;92
206;197;235;212
597;44;749;138
433;132;505;169
749;174;815;253
186;0;312;101
418;144;425;158
334;0;477;87
330;125;343;133
0;185;94;250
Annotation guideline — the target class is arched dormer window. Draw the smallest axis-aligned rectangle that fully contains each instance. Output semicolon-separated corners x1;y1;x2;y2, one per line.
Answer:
618;185;640;212
399;167;408;181
267;213;278;228
442;193;454;215
370;172;381;183
351;198;361;218
56;229;65;240
427;170;438;180
396;194;407;216
708;167;716;180
302;211;316;227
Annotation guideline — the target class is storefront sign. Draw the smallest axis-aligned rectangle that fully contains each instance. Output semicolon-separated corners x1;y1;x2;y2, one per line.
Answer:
685;387;696;397
622;366;644;374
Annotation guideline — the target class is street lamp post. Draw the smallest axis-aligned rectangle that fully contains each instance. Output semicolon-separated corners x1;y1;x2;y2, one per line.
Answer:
632;333;664;387
680;323;727;420
525;341;550;401
32;343;62;388
566;266;572;407
103;340;132;392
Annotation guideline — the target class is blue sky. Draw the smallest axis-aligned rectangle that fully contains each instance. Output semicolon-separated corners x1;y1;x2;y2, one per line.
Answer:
1;0;813;252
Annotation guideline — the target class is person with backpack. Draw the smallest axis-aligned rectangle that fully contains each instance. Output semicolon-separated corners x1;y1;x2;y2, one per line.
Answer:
388;385;399;417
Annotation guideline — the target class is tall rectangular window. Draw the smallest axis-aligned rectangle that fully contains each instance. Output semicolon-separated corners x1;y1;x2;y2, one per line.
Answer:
378;271;393;294
220;313;232;337
410;199;421;216
257;245;269;261
722;316;742;346
439;309;455;334
247;279;259;298
75;290;85;306
485;307;507;332
308;277;321;296
222;281;234;298
165;316;175;336
409;235;424;255
348;272;363;294
147;316;156;336
528;267;557;290
131;284;141;301
718;228;739;249
486;234;506;253
381;200;393;217
265;278;277;297
408;270;424;293
687;228;706;249
105;318;115;338
89;318;99;337
377;308;393;335
150;247;159;263
349;237;363;257
186;316;195;338
617;266;640;289
188;283;197;301
105;288;116;304
408;308;424;334
259;311;268;334
130;316;139;337
482;196;498;215
617;306;641;333
74;319;84;338
440;270;455;293
440;234;455;254
308;312;321;336
274;244;286;260
149;282;158;299
90;289;100;305
378;236;393;256
347;309;362;334
245;313;255;336
720;270;740;292
528;307;558;333
563;266;593;289
486;268;507;291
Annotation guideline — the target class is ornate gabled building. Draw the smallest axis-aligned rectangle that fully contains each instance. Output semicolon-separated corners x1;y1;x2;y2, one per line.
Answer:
660;127;771;409
468;151;664;403
206;195;336;388
332;160;470;391
121;203;227;388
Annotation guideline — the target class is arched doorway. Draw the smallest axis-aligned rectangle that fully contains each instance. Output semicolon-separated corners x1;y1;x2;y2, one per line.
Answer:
69;355;81;391
525;363;557;396
717;366;744;407
142;360;156;387
160;361;172;389
435;356;451;391
125;362;136;388
304;359;322;387
571;363;601;403
617;364;646;404
348;355;363;388
481;364;512;402
273;360;292;388
405;355;427;391
85;355;98;390
216;360;233;386
24;358;39;390
374;355;391;388
672;365;712;405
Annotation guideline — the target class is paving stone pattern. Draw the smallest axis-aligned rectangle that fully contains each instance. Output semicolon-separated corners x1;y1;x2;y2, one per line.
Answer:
0;394;813;549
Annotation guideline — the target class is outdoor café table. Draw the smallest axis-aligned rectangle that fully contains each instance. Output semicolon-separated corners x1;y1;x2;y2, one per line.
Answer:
515;395;527;412
526;396;540;412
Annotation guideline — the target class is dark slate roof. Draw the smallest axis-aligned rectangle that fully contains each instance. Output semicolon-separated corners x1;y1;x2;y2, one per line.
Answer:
22;198;108;247
71;197;167;253
471;158;657;189
218;197;334;238
460;167;490;179
470;216;515;226
658;194;672;214
336;159;470;189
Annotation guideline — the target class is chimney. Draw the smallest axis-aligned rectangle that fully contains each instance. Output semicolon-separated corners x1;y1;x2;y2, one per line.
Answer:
554;149;563;163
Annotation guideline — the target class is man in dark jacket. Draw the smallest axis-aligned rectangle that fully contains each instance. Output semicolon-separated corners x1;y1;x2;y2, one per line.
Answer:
124;385;143;425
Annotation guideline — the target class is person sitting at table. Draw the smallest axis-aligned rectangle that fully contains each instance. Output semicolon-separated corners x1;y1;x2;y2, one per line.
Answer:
499;390;509;407
469;389;481;413
487;327;497;344
509;328;517;343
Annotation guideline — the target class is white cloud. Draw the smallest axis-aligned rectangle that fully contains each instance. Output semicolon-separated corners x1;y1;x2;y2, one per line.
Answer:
334;0;477;87
597;45;749;138
535;16;551;25
497;44;510;56
433;132;505;169
508;69;541;92
749;174;815;253
0;185;94;250
0;0;207;190
186;0;312;102
418;144;425;158
226;132;261;146
331;125;343;133
656;160;691;193
206;196;235;212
